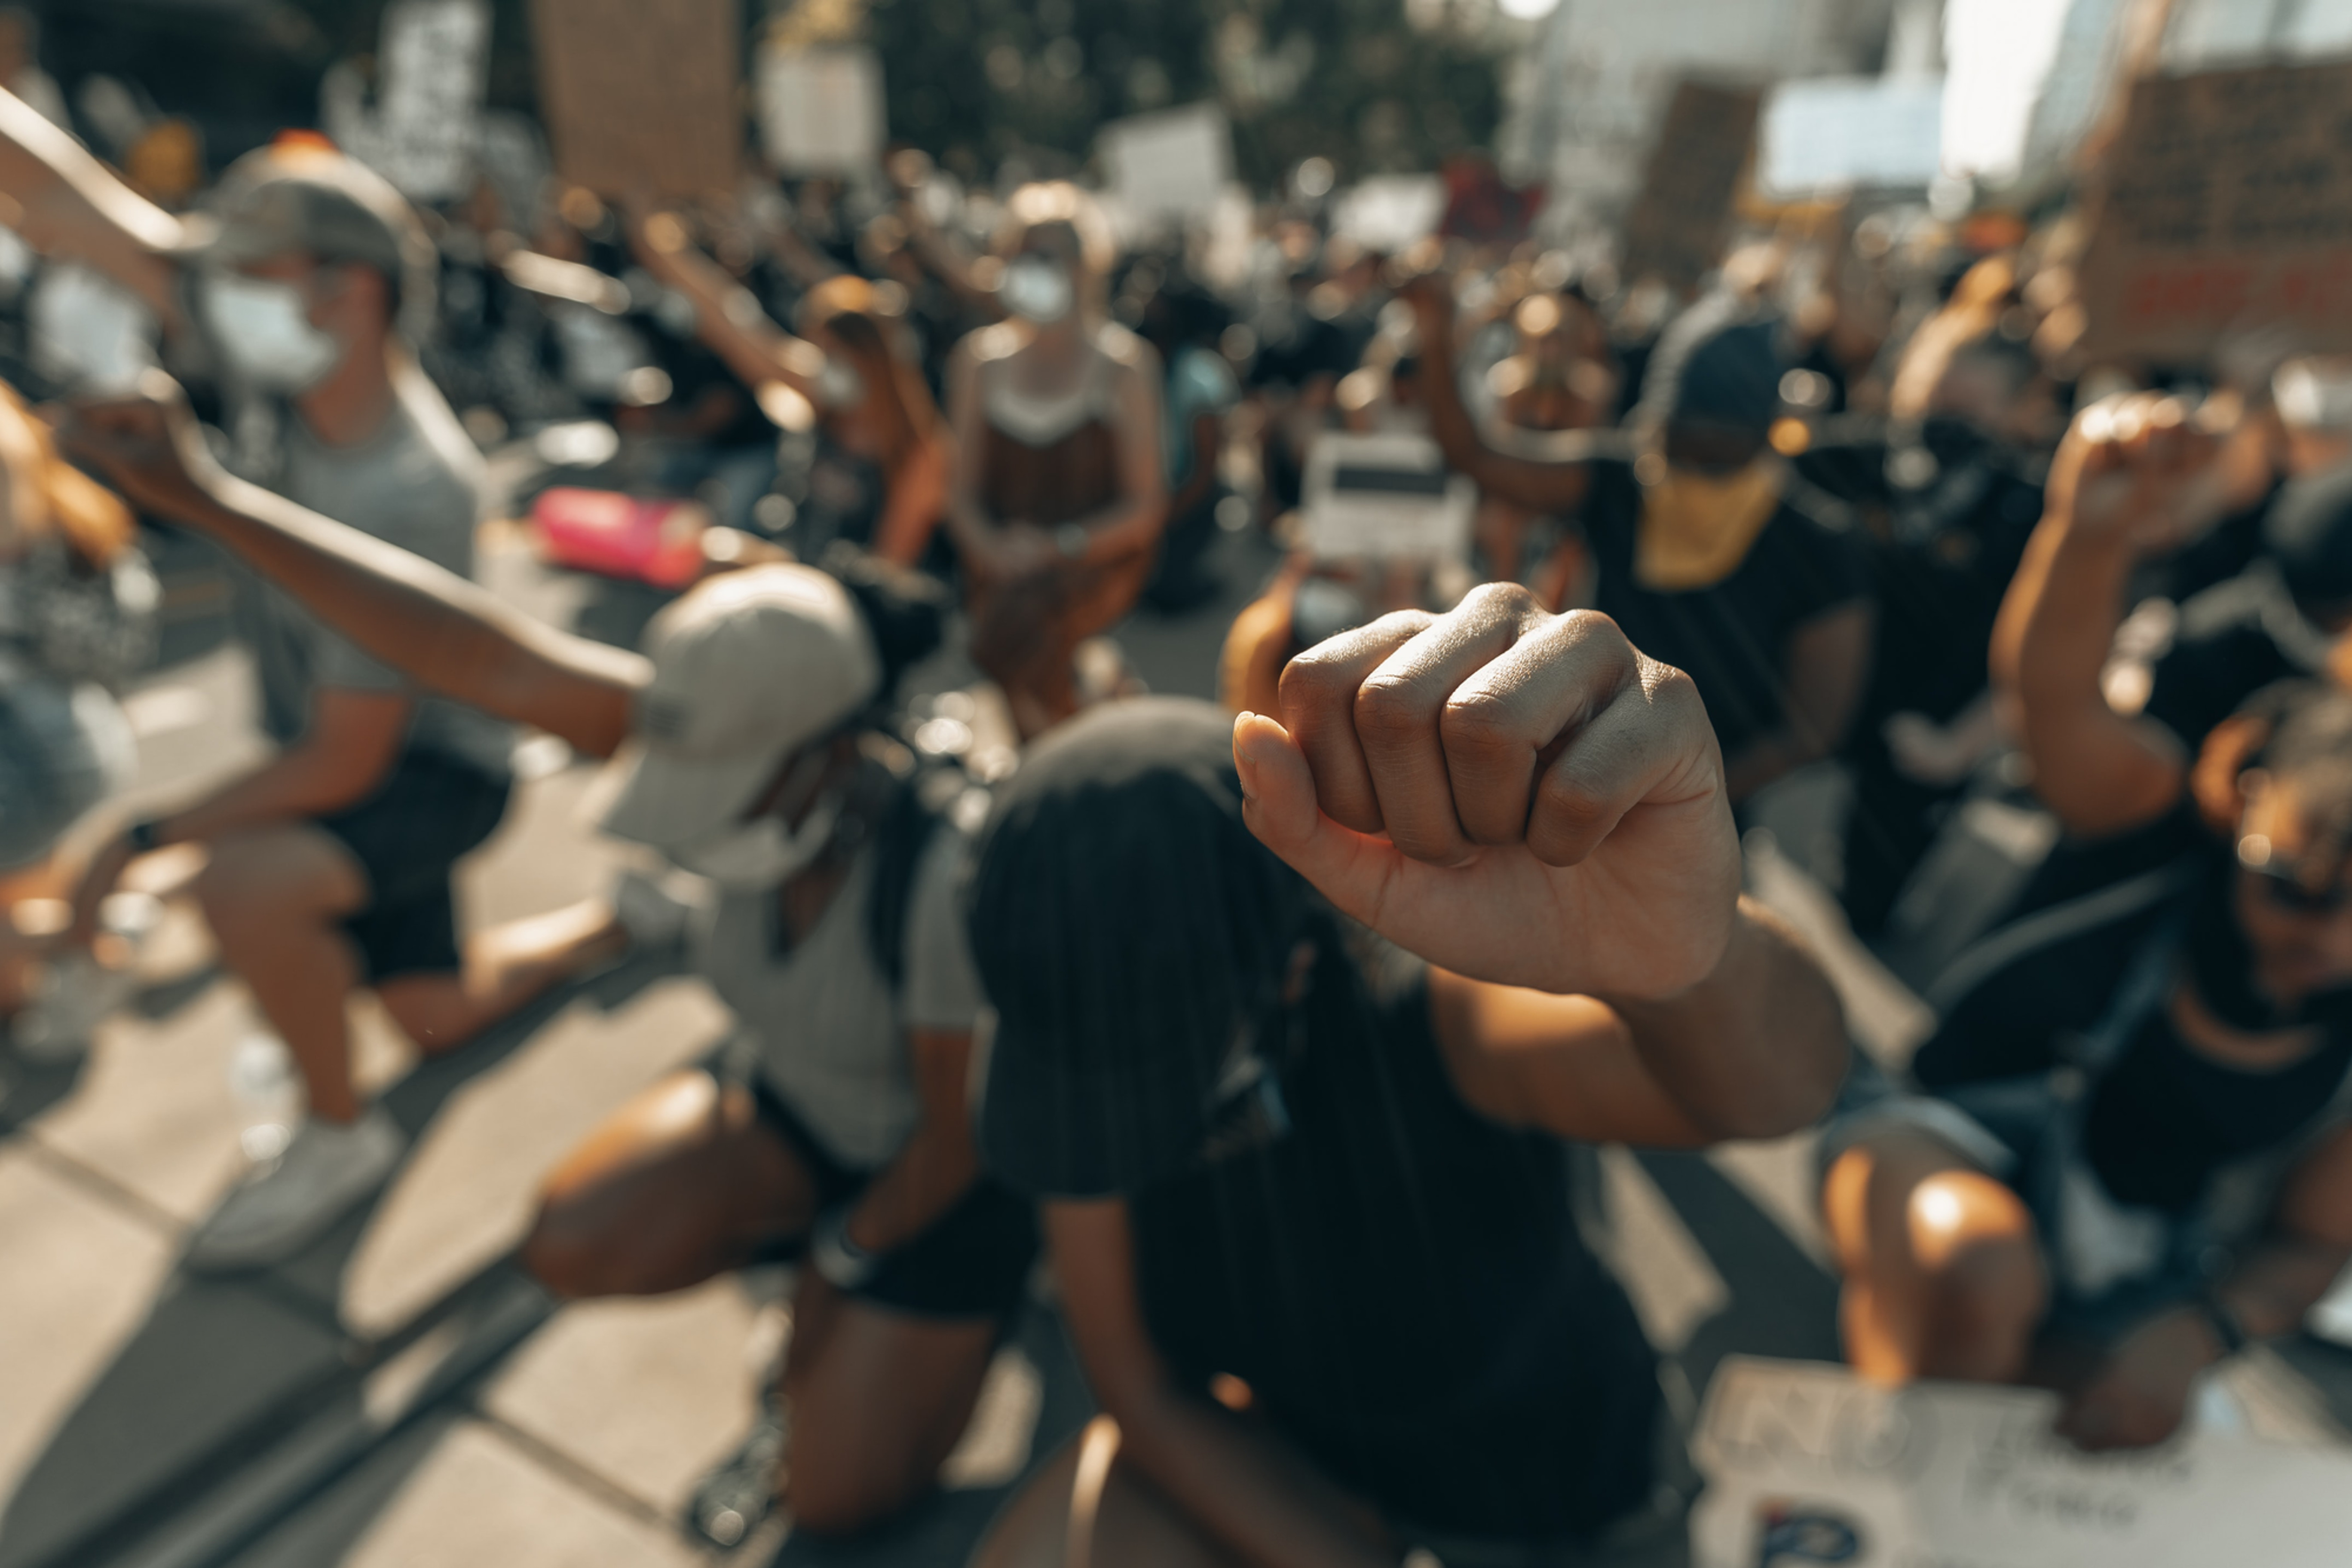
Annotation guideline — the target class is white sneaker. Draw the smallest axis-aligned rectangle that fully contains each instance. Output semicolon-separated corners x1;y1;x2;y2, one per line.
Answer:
11;951;139;1065
185;1108;406;1272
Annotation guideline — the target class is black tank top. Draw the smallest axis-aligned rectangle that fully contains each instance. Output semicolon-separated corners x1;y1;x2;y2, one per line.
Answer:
1127;949;1660;1540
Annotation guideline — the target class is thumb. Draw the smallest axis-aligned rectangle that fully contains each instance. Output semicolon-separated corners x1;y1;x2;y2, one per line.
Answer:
1233;710;1403;925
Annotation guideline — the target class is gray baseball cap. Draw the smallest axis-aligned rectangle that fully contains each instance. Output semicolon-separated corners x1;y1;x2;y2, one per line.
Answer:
181;143;438;329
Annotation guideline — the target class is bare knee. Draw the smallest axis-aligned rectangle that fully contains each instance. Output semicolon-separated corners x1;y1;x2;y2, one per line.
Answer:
1907;1175;2044;1381
520;1197;645;1300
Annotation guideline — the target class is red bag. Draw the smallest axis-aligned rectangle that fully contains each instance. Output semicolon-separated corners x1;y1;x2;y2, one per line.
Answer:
531;487;708;588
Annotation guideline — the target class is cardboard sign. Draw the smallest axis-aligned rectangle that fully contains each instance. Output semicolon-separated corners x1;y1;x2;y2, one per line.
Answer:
757;45;885;175
1691;1357;2352;1567
1301;432;1475;562
1332;175;1447;252
371;0;491;201
1620;80;1761;292
529;0;741;199
1099;104;1233;222
1758;75;1945;199
2079;59;2352;361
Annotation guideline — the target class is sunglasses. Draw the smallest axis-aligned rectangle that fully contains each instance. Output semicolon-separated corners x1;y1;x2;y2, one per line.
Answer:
2240;834;2352;915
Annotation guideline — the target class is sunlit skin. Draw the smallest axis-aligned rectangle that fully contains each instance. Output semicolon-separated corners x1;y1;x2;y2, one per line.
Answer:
1825;764;2352;1452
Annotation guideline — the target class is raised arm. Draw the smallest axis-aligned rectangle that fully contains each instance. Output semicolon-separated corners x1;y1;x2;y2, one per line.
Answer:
1238;583;1849;1145
626;210;822;430
63;379;645;757
0;87;184;323
1402;274;1607;516
1990;396;2220;837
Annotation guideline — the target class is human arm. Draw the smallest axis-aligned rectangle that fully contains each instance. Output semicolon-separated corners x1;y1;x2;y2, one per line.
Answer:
2058;1122;2352;1451
1721;600;1875;802
1990;397;2220;837
942;337;1020;574
1403;275;1600;517
835;1027;983;1255
62;380;646;758
870;429;951;569
0;87;183;323
1238;583;1848;1140
1045;1198;1401;1568
1055;344;1169;565
627;211;825;421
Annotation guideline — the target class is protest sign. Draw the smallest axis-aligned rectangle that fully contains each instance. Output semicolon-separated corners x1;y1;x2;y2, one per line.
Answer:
1301;432;1474;562
1691;1357;2352;1567
1099;104;1233;223
757;45;885;175
370;0;491;200
1332;175;1447;252
1758;75;1945;199
528;0;742;199
2078;59;2352;361
1620;80;1760;292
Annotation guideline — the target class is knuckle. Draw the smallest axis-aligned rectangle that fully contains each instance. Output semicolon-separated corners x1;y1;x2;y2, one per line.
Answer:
1459;579;1540;621
1439;688;1522;763
1353;674;1429;745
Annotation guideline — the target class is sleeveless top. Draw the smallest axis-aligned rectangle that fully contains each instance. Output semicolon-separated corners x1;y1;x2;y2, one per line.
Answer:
977;350;1123;530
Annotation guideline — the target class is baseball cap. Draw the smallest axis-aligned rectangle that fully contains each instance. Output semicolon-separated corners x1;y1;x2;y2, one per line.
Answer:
588;564;882;853
969;697;1313;1197
180;142;438;327
1637;294;1788;438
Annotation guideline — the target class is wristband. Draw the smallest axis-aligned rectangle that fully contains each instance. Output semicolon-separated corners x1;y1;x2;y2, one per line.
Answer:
1055;522;1090;561
126;818;166;855
2196;1291;2251;1358
810;1208;877;1291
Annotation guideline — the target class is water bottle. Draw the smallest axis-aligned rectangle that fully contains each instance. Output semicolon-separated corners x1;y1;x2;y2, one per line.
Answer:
227;1032;300;1164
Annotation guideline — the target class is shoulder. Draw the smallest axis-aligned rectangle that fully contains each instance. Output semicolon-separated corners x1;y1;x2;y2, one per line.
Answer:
958;322;1024;368
1096;323;1161;382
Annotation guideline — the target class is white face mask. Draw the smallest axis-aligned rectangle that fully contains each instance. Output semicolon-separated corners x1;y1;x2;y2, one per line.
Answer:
1001;256;1075;325
202;273;341;392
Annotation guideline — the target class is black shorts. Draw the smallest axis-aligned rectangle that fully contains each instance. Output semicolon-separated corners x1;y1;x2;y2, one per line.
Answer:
741;1068;1038;1323
315;747;511;982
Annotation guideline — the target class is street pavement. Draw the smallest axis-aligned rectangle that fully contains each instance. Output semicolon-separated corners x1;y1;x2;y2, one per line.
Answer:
6;518;2352;1568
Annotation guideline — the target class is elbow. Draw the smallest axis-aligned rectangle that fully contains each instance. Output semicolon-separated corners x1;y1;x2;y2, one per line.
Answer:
1692;1032;1850;1142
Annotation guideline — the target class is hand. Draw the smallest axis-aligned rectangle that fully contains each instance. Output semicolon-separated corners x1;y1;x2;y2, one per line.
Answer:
58;372;229;527
994;522;1052;576
2055;1306;2216;1452
1235;585;1740;999
2046;393;2229;557
1399;270;1457;344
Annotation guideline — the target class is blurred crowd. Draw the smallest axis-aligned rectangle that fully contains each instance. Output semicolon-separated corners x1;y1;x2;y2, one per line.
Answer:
7;13;2352;1562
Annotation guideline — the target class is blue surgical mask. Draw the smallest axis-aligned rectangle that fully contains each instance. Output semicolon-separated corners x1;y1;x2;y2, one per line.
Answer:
201;273;342;392
1001;257;1075;325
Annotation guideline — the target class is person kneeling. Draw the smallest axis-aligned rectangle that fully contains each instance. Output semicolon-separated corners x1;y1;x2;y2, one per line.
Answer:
1822;679;2352;1450
964;587;1849;1566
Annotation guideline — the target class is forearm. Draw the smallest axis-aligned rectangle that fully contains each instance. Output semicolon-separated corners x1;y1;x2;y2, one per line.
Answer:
1111;1391;1394;1568
842;1122;977;1256
1066;490;1168;563
152;747;385;845
2000;521;2184;831
1599;897;1849;1140
180;475;643;755
0;89;182;322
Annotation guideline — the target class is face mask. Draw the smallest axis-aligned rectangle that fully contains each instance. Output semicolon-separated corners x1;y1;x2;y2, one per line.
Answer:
1632;457;1785;592
1001;256;1075;325
201;273;342;392
671;788;844;890
814;356;867;411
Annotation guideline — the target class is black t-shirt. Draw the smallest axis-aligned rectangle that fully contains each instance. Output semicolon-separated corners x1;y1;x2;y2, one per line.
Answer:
1798;434;2045;729
1583;462;1871;760
1014;948;1661;1540
1914;857;2352;1214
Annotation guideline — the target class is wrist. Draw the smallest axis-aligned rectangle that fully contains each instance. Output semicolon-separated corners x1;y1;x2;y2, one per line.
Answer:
2191;1289;2254;1361
125;816;170;854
